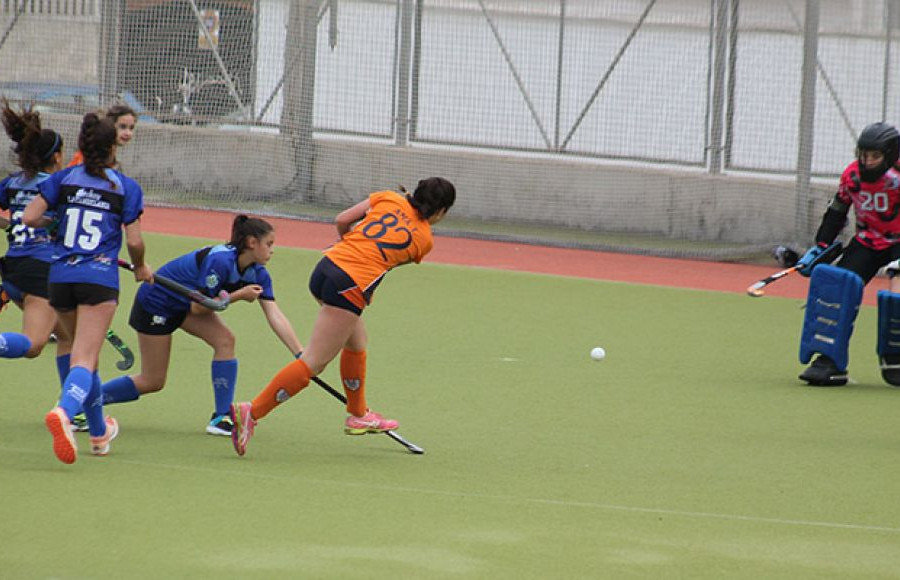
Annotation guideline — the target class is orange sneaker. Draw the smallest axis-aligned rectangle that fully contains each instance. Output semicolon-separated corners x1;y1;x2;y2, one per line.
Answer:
90;416;119;456
344;410;398;435
45;407;77;464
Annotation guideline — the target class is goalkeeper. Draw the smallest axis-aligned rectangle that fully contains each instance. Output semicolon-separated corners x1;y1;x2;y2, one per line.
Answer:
795;122;900;386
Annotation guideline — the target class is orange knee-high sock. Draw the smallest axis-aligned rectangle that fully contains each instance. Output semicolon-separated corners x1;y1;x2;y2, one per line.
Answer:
251;359;311;420
340;349;367;417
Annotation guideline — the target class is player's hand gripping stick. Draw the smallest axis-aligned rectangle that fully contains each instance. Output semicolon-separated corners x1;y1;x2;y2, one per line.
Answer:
746;241;842;297
117;259;230;311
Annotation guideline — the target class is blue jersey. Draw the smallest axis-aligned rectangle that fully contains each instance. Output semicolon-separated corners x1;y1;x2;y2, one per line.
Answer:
0;172;57;262
137;244;274;316
39;165;143;289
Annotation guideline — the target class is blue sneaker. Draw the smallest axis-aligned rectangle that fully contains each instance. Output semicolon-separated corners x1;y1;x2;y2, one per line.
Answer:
206;413;233;436
70;412;89;432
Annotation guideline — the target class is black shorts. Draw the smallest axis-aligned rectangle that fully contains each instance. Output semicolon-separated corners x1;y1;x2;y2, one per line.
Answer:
308;257;368;316
48;283;119;311
0;256;51;300
128;299;188;335
839;238;900;284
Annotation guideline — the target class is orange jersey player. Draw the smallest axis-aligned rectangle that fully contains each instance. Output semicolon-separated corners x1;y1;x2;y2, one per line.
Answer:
324;189;436;311
228;177;456;457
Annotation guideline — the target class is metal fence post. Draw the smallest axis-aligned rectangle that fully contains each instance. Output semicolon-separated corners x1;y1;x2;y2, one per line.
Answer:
707;0;728;174
395;0;414;146
282;0;319;201
99;0;123;106
795;0;819;238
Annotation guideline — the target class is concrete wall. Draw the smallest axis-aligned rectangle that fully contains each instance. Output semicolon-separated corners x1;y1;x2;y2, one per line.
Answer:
0;19;98;84
309;139;832;245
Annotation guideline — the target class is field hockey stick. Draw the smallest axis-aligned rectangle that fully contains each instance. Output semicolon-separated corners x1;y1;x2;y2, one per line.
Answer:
746;241;843;297
310;375;425;455
105;329;135;370
117;259;230;311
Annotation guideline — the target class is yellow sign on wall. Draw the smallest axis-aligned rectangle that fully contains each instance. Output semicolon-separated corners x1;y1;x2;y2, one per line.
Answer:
198;9;220;49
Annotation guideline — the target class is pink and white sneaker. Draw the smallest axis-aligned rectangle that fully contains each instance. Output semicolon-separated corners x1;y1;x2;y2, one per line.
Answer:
230;402;257;456
344;410;398;435
90;416;119;456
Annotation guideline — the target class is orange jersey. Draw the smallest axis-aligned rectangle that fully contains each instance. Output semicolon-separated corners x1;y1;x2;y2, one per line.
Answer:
325;190;434;293
67;150;84;167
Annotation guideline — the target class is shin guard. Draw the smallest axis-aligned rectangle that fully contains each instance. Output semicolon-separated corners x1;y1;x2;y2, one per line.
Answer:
799;265;864;371
251;359;311;419
877;290;900;385
340;349;367;417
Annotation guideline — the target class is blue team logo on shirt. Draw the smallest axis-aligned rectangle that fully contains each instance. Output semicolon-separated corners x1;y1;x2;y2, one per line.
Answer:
206;273;220;289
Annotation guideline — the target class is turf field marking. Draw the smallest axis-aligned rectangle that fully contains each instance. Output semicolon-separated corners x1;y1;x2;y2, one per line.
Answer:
97;454;900;535
7;446;898;534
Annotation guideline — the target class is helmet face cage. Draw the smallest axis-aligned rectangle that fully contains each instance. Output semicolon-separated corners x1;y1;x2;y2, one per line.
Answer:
857;122;900;182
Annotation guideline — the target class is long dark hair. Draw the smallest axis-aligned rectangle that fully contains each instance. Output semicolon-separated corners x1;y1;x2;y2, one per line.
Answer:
229;214;274;252
404;177;456;220
1;99;63;179
78;112;118;185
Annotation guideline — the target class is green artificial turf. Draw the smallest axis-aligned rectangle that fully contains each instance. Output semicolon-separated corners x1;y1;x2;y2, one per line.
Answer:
2;232;900;578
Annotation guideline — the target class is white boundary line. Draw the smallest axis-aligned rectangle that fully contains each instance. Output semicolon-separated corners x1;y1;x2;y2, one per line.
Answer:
6;446;897;535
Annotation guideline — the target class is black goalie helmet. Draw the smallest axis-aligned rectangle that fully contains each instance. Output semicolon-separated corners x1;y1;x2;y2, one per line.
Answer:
856;122;900;182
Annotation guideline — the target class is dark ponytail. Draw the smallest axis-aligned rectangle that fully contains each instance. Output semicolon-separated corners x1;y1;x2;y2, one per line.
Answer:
1;99;63;179
229;214;274;252
405;177;456;220
78;112;117;185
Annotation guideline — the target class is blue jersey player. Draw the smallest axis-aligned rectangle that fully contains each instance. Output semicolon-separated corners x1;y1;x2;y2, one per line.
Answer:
25;112;151;464
0;101;75;378
98;214;303;436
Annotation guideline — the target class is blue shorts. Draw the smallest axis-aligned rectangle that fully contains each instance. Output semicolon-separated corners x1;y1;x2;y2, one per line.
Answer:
308;257;365;316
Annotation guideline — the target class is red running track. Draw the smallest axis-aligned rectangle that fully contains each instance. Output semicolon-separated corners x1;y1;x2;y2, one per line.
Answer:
140;206;889;306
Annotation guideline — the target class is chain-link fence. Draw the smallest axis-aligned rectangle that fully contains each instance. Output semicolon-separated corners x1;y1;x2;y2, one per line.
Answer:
0;0;896;259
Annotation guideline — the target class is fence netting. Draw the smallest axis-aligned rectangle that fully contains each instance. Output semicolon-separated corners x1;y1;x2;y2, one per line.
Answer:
1;0;897;261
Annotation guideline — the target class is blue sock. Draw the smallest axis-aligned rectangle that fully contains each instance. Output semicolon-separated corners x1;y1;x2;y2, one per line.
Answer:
0;333;31;358
59;366;92;419
85;371;105;437
101;375;140;405
56;354;71;387
211;359;238;417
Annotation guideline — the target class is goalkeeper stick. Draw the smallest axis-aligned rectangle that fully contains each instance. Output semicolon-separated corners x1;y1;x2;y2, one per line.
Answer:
746;242;843;297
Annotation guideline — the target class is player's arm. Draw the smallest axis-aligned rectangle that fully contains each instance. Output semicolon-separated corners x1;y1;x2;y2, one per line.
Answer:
22;195;49;228
814;193;850;247
0;179;11;229
335;199;370;238
795;188;850;275
124;220;152;282
258;299;304;356
228;284;263;302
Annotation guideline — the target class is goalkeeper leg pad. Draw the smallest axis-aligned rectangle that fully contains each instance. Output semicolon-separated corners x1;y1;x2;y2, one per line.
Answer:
877;290;900;386
799;265;864;373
